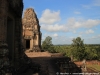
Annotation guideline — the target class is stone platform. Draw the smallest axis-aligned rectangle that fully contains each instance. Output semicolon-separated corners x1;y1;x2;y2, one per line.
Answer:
25;51;63;57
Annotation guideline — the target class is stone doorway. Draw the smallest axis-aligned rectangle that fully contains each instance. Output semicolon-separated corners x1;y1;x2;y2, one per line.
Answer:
7;17;14;60
26;39;30;49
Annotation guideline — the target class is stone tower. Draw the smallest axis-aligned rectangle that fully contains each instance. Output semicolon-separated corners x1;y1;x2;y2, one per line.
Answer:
22;8;42;52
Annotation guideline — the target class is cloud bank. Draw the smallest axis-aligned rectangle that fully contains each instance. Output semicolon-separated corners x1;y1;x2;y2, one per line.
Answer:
39;9;60;24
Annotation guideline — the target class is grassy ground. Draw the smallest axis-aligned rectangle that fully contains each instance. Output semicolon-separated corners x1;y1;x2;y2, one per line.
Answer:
86;64;100;72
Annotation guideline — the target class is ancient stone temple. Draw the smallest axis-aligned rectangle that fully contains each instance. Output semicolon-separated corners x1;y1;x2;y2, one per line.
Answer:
0;0;23;67
22;8;42;52
0;1;82;74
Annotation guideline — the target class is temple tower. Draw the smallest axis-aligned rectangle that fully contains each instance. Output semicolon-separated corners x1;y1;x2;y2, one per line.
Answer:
22;8;42;52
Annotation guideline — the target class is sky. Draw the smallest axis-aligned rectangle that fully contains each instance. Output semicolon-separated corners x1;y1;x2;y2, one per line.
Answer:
23;0;100;45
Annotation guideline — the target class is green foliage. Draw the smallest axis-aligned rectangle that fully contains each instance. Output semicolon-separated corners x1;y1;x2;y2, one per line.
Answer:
53;44;100;61
71;37;86;60
85;46;99;60
42;36;100;60
53;45;72;56
42;36;52;49
42;36;55;53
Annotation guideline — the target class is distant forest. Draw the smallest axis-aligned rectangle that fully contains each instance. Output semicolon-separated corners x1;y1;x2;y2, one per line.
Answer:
42;36;100;61
53;44;100;61
54;44;100;46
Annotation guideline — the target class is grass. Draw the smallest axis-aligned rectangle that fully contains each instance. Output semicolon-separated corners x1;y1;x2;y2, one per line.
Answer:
86;64;100;72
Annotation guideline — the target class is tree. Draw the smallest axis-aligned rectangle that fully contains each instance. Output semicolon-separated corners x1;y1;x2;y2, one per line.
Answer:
42;36;55;53
85;46;98;60
71;37;86;61
97;46;100;60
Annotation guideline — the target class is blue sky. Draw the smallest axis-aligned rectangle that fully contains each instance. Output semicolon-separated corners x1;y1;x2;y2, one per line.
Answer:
23;0;100;45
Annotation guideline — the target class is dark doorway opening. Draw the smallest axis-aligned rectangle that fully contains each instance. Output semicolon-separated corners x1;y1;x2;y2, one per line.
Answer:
7;17;14;60
26;39;30;49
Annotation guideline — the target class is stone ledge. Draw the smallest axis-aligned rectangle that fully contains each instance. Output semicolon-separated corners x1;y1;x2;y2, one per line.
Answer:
25;51;63;57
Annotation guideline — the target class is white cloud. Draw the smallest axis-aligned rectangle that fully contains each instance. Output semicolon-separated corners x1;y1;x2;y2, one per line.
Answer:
39;9;100;32
73;31;76;33
83;19;100;28
67;18;82;29
41;24;65;32
53;33;58;37
41;18;100;32
74;11;81;14
67;18;100;29
39;9;60;24
85;29;94;34
43;33;58;38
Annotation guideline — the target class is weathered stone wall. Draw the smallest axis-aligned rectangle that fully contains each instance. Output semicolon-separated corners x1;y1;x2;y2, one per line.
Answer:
0;0;8;41
0;0;23;67
31;57;81;75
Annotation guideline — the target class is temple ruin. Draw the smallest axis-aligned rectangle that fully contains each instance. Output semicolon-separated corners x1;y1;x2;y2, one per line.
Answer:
22;8;42;52
0;0;82;75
